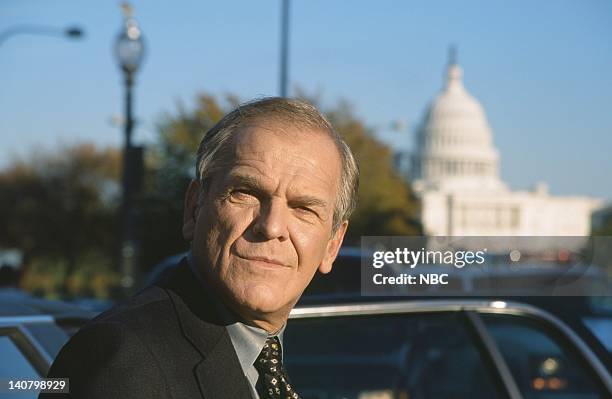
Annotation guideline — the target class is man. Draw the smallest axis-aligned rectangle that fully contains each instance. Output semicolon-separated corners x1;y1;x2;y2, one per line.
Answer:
41;97;359;399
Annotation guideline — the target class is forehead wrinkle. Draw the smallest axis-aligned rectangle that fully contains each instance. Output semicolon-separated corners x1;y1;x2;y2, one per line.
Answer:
228;163;334;203
233;146;338;192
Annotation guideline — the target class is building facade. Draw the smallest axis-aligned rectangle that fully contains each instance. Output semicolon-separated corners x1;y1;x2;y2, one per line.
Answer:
411;55;603;242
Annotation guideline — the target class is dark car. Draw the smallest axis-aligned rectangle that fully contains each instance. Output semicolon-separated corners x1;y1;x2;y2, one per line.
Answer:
301;247;612;368
284;299;612;399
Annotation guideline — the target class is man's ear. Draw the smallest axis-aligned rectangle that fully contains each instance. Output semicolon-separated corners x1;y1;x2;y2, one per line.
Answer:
182;179;202;241
318;221;349;274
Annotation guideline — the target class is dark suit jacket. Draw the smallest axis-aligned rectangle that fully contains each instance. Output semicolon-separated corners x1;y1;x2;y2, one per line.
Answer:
40;258;253;399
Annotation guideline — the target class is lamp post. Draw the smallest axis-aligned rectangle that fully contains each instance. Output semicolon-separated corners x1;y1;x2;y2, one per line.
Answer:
114;2;145;293
279;0;290;97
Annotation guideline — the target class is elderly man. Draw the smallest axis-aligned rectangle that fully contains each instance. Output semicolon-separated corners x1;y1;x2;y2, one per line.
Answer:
42;97;359;399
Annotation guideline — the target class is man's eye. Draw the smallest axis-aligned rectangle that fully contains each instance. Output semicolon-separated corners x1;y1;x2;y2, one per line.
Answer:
295;206;316;215
229;190;258;202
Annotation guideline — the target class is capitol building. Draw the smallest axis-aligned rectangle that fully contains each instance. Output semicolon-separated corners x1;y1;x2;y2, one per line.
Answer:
411;53;603;241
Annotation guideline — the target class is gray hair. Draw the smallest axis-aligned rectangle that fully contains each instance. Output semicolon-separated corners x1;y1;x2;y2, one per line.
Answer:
195;97;359;231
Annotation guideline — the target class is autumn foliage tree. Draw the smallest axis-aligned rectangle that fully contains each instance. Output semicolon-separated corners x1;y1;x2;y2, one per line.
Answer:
0;143;121;297
322;99;421;242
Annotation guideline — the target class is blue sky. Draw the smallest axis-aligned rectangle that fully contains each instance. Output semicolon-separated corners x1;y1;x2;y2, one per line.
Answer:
1;0;611;200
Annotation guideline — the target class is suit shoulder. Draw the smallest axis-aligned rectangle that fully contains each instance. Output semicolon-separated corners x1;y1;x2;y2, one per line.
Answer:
88;286;176;333
43;318;172;399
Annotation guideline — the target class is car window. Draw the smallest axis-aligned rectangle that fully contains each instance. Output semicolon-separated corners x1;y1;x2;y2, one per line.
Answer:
0;335;40;399
285;312;504;399
582;317;612;353
481;313;608;399
26;323;69;359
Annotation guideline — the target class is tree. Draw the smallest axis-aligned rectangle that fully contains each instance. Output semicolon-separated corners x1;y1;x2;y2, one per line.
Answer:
0;143;121;297
321;99;421;243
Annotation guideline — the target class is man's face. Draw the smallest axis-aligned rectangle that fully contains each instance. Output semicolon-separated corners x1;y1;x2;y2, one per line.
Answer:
183;122;347;330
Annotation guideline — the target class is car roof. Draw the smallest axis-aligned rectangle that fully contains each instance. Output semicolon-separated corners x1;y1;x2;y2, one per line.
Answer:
0;288;96;320
297;292;600;314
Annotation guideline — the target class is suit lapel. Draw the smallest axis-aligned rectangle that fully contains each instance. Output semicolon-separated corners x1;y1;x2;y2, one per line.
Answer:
194;332;254;399
158;259;253;399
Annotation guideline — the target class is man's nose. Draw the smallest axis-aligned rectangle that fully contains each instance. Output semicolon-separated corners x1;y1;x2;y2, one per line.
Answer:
252;199;289;241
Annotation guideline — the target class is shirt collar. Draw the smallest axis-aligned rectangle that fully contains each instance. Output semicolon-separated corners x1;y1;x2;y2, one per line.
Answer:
226;321;286;376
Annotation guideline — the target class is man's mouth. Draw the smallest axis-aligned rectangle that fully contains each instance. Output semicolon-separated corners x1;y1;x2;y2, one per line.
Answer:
237;254;289;268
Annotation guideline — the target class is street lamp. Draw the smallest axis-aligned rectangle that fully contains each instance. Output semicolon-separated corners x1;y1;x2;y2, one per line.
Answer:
114;2;145;293
0;24;84;46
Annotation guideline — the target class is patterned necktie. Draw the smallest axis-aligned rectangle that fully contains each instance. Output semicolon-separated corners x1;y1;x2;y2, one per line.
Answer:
254;336;300;399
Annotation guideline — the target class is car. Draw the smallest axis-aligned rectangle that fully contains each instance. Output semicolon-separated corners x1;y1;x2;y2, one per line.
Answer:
284;298;612;399
0;288;97;337
302;247;612;368
0;289;95;398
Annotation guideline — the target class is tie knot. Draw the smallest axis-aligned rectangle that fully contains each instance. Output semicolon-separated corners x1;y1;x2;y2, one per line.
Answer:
255;336;282;375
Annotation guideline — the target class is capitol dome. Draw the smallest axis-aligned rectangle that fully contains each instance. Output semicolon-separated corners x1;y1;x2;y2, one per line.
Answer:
412;51;506;193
